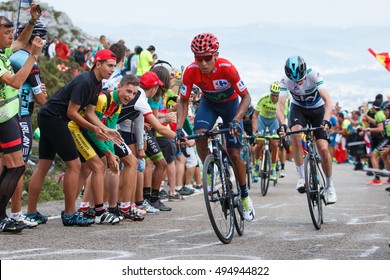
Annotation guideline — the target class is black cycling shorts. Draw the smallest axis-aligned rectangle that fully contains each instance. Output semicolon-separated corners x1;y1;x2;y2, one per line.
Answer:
0;115;22;154
289;103;328;141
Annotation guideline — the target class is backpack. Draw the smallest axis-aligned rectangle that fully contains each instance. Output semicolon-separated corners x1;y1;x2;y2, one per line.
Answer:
100;90;120;125
117;90;142;124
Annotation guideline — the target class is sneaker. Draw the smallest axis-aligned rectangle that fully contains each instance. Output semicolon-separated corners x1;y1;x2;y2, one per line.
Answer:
366;171;374;176
24;211;48;224
131;203;147;217
367;179;383;186
270;170;277;181
108;206;124;221
159;189;168;199
324;184;337;204
120;208;144;221
0;217;27;233
168;192;184;201
242;196;255;222
78;207;96;219
385;186;390;191
16;214;38;228
386;178;390;184
178;185;195;196
253;175;259;183
296;178;306;194
138;200;160;214
148;199;172;211
95;211;120;224
61;211;94;227
194;185;203;193
280;169;285;178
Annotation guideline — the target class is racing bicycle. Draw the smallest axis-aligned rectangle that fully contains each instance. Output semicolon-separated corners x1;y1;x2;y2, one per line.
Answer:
183;126;245;244
285;125;326;230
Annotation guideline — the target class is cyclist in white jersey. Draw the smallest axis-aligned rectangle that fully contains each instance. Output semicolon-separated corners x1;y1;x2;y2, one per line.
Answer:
276;56;337;204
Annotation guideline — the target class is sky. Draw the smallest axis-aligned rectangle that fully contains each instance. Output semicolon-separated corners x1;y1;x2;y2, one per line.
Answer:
36;0;390;31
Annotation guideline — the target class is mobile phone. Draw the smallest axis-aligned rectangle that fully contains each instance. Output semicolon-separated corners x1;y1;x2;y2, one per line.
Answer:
36;4;42;14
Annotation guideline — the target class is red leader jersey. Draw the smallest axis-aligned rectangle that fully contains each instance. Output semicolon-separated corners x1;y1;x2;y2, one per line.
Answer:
180;57;248;102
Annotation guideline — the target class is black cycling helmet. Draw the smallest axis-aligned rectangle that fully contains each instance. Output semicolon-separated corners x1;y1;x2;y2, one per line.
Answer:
18;20;47;43
285;56;307;82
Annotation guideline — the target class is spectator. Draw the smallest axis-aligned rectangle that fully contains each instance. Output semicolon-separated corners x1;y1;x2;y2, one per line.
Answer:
47;36;57;59
0;4;43;233
73;45;85;67
84;48;94;70
9;20;48;228
129;45;142;76
55;37;70;60
136;45;155;77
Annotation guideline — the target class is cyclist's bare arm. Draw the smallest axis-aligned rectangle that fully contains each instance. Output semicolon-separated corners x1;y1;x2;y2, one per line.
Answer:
318;88;332;125
176;97;190;130
144;114;176;139
252;109;259;134
234;92;251;122
276;95;287;126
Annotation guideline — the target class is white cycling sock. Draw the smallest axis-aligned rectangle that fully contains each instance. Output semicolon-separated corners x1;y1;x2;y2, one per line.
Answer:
296;165;305;179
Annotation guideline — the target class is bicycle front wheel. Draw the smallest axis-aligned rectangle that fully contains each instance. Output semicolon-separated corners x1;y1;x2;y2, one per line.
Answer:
226;159;244;236
203;154;234;244
245;146;253;190
260;150;271;196
304;156;323;230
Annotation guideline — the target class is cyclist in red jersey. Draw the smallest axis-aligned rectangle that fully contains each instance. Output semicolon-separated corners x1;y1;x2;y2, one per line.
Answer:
176;33;255;221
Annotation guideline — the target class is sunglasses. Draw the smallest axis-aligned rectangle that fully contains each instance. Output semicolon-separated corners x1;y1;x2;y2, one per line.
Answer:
0;22;14;28
194;54;214;63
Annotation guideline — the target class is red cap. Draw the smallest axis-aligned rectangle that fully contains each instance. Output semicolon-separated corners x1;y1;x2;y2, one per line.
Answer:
93;49;116;67
140;71;163;89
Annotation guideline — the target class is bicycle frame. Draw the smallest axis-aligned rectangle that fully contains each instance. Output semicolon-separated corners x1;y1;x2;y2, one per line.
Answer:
286;125;325;229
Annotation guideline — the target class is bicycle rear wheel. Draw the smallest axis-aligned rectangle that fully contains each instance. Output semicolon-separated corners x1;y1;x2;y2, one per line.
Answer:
304;156;323;229
203;154;234;244
260;150;271;196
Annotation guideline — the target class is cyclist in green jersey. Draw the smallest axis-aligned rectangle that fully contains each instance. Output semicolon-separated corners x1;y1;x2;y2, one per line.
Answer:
252;81;280;182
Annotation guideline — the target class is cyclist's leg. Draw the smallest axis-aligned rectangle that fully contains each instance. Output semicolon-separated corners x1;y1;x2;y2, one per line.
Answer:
269;118;280;177
310;106;337;204
289;104;307;191
254;116;267;180
10;115;32;219
193;96;217;162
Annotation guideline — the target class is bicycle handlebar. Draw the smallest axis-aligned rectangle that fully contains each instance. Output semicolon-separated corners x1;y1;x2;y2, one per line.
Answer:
177;128;231;157
285;126;322;136
185;128;230;141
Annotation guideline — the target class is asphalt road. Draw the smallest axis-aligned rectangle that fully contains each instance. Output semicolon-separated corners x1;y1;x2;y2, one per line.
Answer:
1;161;389;261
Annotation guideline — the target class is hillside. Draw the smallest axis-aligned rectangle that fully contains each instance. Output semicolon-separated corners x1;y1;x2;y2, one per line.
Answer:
0;0;97;49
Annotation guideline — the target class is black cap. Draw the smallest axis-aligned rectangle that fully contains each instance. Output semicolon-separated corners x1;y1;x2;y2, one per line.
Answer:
373;99;382;109
147;45;155;51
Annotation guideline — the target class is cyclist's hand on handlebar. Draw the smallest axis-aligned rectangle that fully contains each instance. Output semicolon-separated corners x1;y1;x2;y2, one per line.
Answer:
321;119;332;131
248;134;257;145
228;120;242;137
277;124;288;138
175;128;186;143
